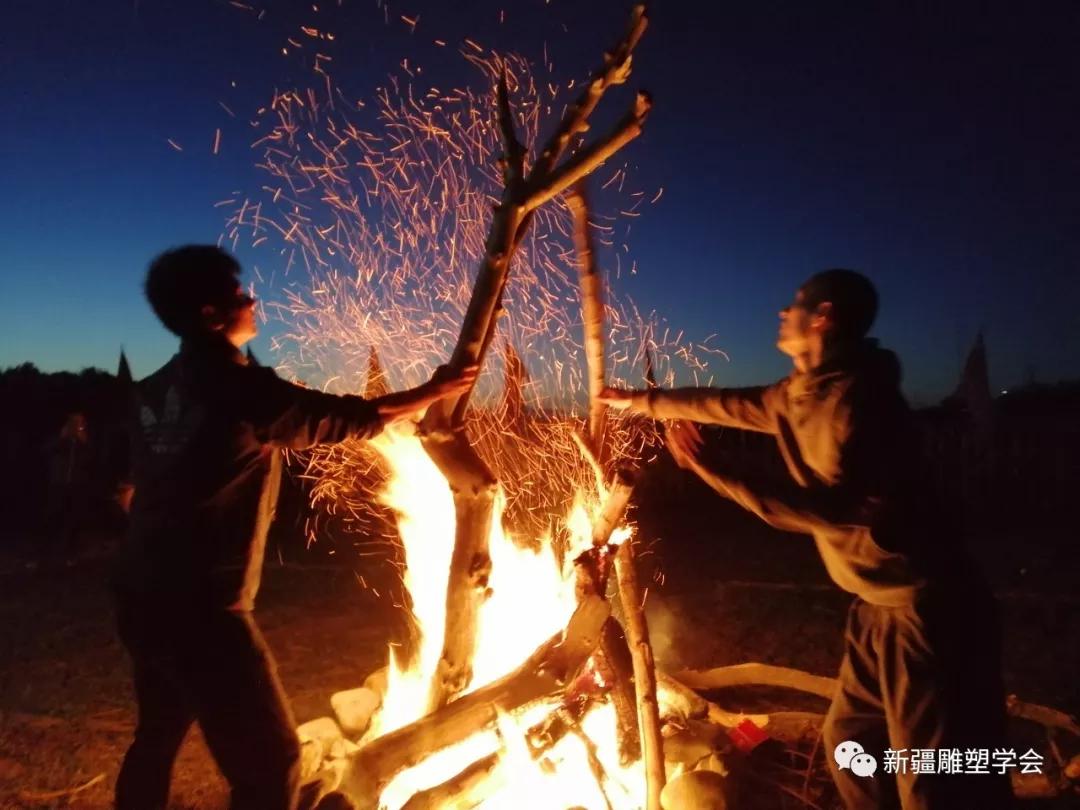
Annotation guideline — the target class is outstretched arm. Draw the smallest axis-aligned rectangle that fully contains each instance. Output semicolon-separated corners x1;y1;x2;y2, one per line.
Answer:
685;461;878;535
670;378;909;538
599;383;783;433
250;364;478;450
370;365;479;424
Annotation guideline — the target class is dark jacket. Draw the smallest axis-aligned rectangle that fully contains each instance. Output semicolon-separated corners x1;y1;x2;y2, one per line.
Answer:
636;339;964;606
115;334;382;610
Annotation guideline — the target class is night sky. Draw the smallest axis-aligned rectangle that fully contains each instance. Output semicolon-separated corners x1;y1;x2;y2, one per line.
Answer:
3;0;1078;405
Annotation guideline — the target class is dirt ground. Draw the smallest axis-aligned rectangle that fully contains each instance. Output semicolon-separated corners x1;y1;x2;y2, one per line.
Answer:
1;493;1077;809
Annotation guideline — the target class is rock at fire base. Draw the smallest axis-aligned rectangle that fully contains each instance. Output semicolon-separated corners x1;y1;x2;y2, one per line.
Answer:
299;738;324;781
331;687;381;738
661;770;729;810
664;719;730;766
1066;753;1080;782
298;717;344;753
313;793;358;810
363;666;388;699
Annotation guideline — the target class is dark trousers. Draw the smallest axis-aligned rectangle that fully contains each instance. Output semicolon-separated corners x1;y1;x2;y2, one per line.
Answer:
114;596;300;810
824;583;1013;809
42;484;88;561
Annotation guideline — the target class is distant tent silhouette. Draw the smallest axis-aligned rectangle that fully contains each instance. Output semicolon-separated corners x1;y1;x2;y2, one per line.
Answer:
944;332;993;436
116;348;133;386
365;346;389;399
500;340;529;427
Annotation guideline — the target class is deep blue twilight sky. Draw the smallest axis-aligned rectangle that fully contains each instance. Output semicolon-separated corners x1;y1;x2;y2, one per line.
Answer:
2;0;1078;405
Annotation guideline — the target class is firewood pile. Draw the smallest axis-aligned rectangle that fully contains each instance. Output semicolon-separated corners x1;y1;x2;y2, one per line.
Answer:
295;657;1080;809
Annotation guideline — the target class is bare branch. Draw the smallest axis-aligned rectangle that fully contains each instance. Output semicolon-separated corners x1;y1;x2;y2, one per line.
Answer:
592;467;635;548
676;663;839;701
532;4;649;181
567;182;608;461
468;5;652;409
417;3;652;716
496;68;526;191
526;92;652;212
614;538;666;809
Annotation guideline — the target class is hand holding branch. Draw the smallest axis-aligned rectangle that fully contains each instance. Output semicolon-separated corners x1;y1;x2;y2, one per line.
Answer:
597;386;636;411
599;387;704;468
376;365;480;423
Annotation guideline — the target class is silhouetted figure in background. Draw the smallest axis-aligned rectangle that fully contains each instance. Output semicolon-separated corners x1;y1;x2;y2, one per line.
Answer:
113;245;476;810
42;410;93;565
602;270;1012;810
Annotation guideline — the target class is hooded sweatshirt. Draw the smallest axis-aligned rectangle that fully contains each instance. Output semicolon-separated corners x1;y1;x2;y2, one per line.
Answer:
634;339;963;606
115;334;383;611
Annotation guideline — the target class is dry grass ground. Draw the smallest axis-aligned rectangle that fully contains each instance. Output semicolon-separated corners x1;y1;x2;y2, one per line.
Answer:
1;492;1077;809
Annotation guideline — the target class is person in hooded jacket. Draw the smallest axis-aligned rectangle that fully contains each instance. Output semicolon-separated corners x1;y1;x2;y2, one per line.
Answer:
600;269;1012;810
113;245;478;810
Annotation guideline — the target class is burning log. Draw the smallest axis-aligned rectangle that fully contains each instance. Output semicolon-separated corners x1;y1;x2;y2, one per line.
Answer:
399;752;505;810
593;469;636;549
418;435;497;713
340;595;610;807
570;462;641;764
420;3;651;712
567;179;646;765
598;617;643;764
398;671;641;810
614;535;666;809
571;722;621;810
402;690;620;810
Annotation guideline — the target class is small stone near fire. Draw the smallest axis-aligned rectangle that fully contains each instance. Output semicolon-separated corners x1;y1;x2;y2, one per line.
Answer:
299;738;324;781
661;770;728;810
313;793;358;810
664;719;729;765
363;666;388;698
696;752;731;777
331;687;381;737
298;717;344;752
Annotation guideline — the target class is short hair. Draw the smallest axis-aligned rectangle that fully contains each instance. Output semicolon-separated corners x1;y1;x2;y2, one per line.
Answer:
144;245;242;337
800;268;878;340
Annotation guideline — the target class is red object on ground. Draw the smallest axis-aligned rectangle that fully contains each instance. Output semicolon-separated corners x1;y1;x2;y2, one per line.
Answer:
729;718;770;753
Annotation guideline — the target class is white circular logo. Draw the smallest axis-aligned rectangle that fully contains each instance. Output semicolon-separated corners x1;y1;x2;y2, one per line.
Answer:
851;753;879;777
833;740;865;770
